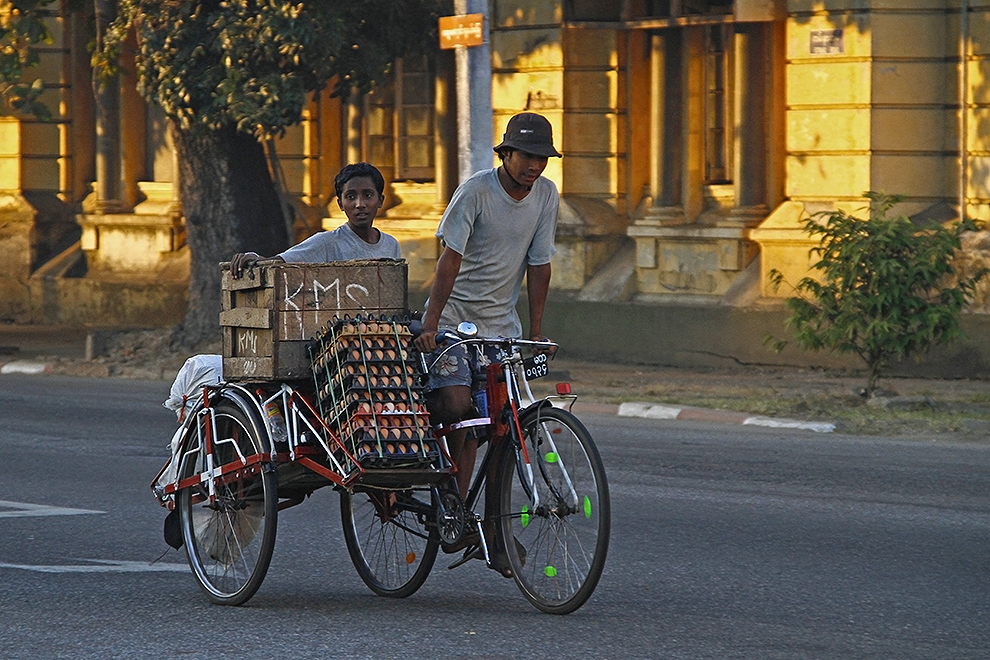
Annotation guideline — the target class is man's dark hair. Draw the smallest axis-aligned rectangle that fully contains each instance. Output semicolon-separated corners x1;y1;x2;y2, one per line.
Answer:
334;162;385;199
495;147;515;162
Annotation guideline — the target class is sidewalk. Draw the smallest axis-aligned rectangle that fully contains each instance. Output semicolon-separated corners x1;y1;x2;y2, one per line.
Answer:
3;324;989;436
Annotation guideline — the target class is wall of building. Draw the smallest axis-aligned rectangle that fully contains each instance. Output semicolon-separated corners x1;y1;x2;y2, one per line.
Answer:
5;2;990;378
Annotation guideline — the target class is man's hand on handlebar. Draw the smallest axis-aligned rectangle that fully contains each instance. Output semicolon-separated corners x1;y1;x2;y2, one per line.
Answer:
529;334;558;357
412;330;440;353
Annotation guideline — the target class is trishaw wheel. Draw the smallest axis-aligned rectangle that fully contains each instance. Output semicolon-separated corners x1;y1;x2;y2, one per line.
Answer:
499;407;610;615
177;395;277;606
340;488;439;598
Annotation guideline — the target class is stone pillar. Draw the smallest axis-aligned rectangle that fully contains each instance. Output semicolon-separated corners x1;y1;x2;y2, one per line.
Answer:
733;24;767;211
726;23;769;229
682;28;705;223
94;0;122;212
643;30;684;224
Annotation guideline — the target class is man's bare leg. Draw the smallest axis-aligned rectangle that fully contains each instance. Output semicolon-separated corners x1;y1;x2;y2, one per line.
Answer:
426;384;472;500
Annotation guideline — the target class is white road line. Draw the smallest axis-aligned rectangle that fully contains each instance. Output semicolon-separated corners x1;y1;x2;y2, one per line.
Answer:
0;559;188;573
0;500;105;518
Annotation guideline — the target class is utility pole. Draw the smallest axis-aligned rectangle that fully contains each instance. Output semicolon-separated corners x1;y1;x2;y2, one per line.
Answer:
443;1;492;184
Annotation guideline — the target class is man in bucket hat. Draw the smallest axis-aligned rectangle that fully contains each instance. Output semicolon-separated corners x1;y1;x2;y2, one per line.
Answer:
413;111;560;578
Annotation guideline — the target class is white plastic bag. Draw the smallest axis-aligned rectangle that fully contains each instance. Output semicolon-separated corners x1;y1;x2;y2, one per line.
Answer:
153;425;187;502
156;355;224;503
163;354;223;422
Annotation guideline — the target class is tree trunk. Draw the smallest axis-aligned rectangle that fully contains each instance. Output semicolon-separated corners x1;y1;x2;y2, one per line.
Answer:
171;121;289;347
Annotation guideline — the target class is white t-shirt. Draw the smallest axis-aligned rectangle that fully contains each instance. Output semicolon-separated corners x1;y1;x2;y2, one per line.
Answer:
426;168;558;338
278;223;401;262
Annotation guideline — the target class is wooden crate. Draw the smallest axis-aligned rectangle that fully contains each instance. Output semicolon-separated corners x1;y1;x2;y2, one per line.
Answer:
220;260;408;381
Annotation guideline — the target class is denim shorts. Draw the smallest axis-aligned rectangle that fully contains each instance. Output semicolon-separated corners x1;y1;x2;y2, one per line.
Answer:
422;343;502;394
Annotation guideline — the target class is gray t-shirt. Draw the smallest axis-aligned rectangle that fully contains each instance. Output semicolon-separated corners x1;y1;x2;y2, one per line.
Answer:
426;167;558;338
278;223;401;262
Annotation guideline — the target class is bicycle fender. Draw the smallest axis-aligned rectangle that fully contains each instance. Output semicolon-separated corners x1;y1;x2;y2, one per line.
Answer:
217;384;273;454
518;399;553;420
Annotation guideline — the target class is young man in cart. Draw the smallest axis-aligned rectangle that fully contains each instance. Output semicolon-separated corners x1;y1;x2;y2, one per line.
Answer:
412;111;561;578
230;161;400;276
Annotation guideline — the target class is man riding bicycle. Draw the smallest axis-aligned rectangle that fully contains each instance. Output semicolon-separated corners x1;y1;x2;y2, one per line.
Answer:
412;112;561;577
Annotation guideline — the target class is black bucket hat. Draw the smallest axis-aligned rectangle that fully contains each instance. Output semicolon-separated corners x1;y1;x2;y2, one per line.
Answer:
493;112;562;158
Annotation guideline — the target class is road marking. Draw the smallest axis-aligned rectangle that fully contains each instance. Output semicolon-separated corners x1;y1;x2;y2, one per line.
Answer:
0;559;188;573
0;500;104;518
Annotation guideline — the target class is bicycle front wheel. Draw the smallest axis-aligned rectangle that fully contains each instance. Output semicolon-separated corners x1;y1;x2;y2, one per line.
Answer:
177;394;277;606
499;406;610;614
340;488;440;598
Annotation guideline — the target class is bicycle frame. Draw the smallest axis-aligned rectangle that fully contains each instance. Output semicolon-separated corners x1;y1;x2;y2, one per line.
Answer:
155;376;458;510
424;335;577;531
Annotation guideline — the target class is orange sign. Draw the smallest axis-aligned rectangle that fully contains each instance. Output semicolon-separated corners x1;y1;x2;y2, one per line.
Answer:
439;14;484;49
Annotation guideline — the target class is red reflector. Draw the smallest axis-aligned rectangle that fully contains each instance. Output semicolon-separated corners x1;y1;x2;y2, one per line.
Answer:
556;382;571;395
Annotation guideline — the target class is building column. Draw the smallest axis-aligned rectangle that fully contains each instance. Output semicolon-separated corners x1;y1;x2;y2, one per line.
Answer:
645;30;684;222
93;0;122;212
730;23;768;223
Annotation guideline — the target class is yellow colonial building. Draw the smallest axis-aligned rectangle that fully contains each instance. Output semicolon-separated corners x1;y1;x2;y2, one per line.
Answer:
1;0;988;340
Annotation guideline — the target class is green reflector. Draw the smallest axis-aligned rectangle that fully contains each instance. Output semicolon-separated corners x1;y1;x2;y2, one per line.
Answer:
545;451;558;463
583;495;592;518
521;505;529;528
544;565;557;577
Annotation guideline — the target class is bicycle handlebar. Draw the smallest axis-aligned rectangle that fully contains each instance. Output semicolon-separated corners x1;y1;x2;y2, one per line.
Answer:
409;320;558;350
409;320;558;375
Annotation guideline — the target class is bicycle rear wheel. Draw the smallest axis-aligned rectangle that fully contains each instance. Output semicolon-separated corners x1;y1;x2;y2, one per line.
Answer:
499;406;610;614
340;488;440;598
177;394;277;606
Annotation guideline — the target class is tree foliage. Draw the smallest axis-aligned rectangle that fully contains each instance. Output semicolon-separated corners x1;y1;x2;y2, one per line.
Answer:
92;0;450;345
98;0;450;139
0;0;59;120
769;192;987;397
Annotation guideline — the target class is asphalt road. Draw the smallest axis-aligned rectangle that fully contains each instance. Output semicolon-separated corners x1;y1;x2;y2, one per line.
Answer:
0;374;989;659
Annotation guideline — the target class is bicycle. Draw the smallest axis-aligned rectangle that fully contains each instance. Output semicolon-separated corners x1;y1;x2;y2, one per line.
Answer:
152;316;610;615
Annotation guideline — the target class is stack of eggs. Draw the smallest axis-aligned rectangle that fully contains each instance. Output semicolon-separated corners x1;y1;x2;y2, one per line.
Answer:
309;315;436;468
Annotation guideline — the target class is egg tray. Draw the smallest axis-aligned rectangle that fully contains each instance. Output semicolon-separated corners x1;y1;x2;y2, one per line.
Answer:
308;315;437;469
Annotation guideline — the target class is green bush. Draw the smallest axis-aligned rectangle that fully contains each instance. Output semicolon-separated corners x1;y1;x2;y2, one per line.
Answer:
769;192;987;397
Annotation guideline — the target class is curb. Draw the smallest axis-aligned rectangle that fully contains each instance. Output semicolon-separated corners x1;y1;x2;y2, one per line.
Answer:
1;358;836;433
616;402;836;433
0;360;51;375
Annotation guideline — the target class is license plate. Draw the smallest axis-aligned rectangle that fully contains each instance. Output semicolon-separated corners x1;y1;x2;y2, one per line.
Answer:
523;354;549;380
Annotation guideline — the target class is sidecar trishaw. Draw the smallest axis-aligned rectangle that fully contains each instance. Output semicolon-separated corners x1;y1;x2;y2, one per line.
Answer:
153;259;610;615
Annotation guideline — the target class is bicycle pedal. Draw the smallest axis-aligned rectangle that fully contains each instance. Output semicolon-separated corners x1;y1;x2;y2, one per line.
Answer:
447;544;485;570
